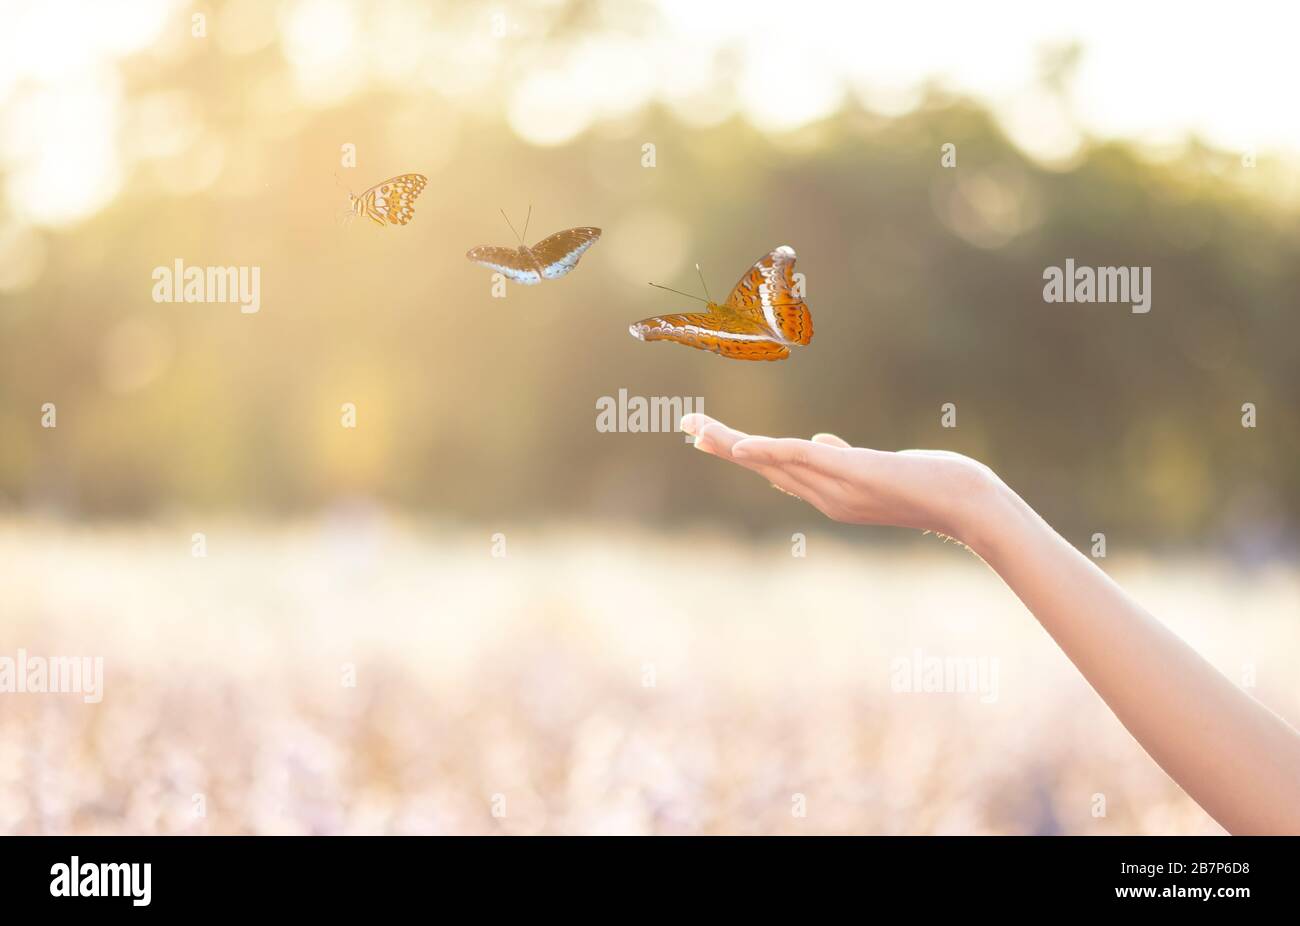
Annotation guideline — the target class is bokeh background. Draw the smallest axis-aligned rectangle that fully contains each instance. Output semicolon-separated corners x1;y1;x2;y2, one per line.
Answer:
1;0;1297;834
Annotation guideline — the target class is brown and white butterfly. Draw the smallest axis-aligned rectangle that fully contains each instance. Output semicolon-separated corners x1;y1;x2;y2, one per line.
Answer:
466;208;600;285
345;173;428;227
630;246;813;361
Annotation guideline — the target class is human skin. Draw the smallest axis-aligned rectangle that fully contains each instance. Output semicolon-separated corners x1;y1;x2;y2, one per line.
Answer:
680;412;1300;835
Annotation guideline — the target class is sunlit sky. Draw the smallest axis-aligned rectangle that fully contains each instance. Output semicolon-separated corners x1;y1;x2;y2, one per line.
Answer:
1;0;1298;240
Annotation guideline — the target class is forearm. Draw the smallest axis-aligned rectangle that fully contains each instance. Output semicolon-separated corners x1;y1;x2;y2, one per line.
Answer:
967;480;1300;835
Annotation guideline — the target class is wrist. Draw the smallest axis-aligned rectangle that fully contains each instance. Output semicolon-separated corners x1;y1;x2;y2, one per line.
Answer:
953;469;1029;557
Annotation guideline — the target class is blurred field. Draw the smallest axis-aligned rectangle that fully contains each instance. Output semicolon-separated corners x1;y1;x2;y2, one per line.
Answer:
3;516;1296;835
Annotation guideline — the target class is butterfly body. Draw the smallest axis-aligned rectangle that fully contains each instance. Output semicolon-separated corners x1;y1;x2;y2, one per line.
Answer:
348;173;428;227
630;245;813;361
467;226;601;285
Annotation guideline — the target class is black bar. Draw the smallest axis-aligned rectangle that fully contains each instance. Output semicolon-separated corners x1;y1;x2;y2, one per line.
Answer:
1;836;1292;913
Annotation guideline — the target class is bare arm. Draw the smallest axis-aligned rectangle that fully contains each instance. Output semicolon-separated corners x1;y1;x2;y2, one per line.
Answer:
681;413;1300;834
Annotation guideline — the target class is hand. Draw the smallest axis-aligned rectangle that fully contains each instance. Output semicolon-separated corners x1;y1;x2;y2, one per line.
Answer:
679;413;1006;547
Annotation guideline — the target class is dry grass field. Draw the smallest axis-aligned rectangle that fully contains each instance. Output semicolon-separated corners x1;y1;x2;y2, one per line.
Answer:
2;517;1295;835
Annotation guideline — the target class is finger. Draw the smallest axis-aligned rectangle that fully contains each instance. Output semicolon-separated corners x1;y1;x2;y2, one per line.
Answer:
731;437;848;474
683;415;766;459
719;440;845;507
738;453;838;503
705;432;834;498
683;422;840;513
898;449;967;459
693;421;766;458
811;432;852;449
676;416;832;499
680;412;727;438
686;423;834;503
752;462;832;510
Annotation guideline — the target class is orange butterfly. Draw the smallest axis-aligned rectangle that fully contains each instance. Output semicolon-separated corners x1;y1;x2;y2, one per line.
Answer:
466;207;600;285
344;173;428;227
629;246;813;361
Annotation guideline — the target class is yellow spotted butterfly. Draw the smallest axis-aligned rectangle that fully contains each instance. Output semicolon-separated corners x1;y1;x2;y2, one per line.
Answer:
345;173;428;227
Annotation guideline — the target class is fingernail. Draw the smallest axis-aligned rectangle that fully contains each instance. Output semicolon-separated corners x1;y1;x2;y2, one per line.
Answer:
680;414;699;435
693;434;712;453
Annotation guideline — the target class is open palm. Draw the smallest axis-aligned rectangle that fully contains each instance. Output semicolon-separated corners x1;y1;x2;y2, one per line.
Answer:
681;412;1002;545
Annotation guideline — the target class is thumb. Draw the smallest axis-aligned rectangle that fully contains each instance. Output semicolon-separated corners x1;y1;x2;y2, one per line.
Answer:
811;432;852;449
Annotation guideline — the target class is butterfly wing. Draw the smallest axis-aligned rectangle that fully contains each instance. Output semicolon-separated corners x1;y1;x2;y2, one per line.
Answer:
724;245;813;345
465;246;542;285
362;173;428;226
628;309;790;361
530;227;601;279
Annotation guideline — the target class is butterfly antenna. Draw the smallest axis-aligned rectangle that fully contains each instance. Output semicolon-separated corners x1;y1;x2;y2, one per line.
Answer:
500;208;523;245
695;263;713;304
648;282;710;305
522;204;532;243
